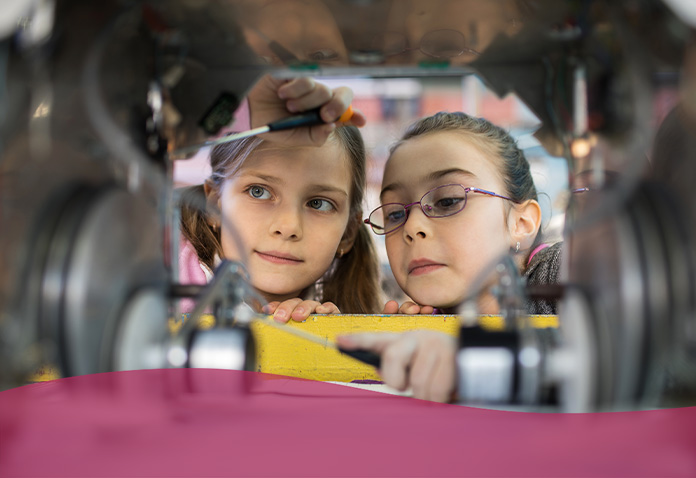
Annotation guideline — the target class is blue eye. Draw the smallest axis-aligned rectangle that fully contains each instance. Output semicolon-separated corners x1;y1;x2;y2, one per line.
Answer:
248;186;271;200
308;198;335;212
385;209;406;225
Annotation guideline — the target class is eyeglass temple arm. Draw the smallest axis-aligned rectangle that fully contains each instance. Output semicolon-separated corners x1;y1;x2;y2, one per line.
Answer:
363;217;385;230
468;187;514;202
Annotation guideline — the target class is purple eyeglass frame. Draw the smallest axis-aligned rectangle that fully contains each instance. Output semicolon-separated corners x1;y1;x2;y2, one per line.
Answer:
363;184;514;235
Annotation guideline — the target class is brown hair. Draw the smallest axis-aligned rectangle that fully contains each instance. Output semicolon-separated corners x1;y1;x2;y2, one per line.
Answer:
180;126;381;313
391;112;543;256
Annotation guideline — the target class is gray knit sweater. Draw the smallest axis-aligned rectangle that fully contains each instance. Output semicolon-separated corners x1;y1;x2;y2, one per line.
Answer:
523;242;563;315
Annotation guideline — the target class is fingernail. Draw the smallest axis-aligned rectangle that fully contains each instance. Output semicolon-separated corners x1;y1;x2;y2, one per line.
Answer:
295;307;304;315
323;108;337;122
262;305;271;313
286;101;298;113
274;309;287;321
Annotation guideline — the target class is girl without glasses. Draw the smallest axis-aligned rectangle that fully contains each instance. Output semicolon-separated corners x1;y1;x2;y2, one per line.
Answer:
179;75;381;321
339;111;562;402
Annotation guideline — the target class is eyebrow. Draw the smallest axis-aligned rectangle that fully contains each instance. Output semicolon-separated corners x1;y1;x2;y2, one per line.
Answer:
240;171;283;184
241;171;348;198
306;184;349;198
380;168;477;199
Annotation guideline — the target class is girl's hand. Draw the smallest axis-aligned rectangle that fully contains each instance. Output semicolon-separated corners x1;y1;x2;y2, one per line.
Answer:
382;300;435;315
248;75;366;146
263;299;340;323
336;331;457;403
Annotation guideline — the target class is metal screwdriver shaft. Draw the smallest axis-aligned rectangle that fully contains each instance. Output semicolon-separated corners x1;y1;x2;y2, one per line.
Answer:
169;125;271;158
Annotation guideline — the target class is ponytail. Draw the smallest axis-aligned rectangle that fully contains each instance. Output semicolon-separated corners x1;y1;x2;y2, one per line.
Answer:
321;222;382;313
179;184;222;271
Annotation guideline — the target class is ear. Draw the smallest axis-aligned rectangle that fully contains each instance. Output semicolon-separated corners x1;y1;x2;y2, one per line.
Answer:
507;199;542;251
203;179;222;226
336;212;361;257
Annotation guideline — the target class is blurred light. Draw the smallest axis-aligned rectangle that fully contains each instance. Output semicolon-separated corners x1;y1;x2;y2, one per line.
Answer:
571;137;592;158
32;102;50;118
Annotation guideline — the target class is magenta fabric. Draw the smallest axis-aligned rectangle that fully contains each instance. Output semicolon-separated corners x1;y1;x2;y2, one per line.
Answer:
528;243;550;265
1;369;695;477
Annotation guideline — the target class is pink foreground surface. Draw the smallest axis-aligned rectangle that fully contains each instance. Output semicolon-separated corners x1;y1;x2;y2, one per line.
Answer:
1;369;695;477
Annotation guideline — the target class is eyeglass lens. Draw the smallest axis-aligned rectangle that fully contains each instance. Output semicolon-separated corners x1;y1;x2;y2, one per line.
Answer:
376;29;471;59
369;185;468;234
419;29;468;58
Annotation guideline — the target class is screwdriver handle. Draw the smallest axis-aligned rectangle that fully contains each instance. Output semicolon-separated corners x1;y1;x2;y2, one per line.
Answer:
338;347;382;368
267;109;324;132
267;106;354;132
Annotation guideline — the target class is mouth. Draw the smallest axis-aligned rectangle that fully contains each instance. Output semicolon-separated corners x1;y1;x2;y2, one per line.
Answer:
255;250;304;265
408;259;445;276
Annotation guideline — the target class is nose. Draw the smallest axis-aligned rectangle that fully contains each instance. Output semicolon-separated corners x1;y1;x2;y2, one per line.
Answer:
269;204;303;240
402;204;429;243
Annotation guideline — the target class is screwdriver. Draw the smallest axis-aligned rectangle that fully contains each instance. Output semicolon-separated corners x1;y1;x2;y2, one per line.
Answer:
257;314;382;368
170;105;354;158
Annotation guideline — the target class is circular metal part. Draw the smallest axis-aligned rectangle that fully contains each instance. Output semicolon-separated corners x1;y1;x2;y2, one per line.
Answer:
612;198;651;404
516;325;544;405
626;185;673;406
565;188;647;408
553;288;597;413
112;288;169;371
29;185;166;377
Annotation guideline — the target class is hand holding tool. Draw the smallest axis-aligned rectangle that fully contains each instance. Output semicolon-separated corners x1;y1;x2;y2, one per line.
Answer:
170;106;354;158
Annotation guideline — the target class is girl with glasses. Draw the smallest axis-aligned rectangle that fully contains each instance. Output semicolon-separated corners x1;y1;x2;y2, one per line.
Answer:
367;111;560;315
339;111;562;402
178;76;381;322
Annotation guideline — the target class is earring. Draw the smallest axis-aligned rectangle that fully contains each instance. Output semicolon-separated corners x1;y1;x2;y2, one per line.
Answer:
515;241;520;253
337;248;344;258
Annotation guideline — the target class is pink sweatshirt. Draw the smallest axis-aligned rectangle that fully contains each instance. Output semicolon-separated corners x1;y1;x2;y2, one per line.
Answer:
177;235;214;313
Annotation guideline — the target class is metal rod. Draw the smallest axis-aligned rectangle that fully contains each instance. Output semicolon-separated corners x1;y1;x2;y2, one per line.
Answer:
169;125;270;158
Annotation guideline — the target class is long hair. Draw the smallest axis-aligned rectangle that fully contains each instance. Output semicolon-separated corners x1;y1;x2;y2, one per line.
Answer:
391;112;543;259
180;126;381;313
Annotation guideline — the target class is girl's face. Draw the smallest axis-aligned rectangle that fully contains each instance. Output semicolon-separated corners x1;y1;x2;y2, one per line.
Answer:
215;140;352;303
381;131;514;310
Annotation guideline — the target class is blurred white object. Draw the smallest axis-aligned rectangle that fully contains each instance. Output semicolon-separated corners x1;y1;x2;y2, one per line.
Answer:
1;0;54;46
663;0;696;27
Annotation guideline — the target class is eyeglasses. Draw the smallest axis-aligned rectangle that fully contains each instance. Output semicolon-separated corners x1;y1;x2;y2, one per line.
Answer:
364;184;514;235
383;29;481;59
